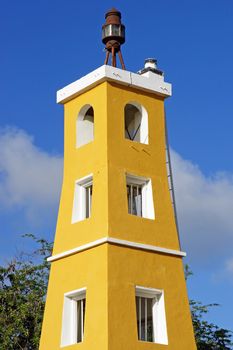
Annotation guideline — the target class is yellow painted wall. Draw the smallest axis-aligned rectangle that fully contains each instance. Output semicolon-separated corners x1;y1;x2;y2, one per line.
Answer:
107;244;196;350
40;243;196;350
52;83;109;255
53;81;179;256
106;83;179;249
40;245;108;350
40;79;196;349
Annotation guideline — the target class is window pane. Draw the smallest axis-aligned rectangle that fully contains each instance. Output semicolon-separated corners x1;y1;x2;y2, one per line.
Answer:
136;296;142;340
127;185;131;214
141;297;146;341
85;185;92;218
83;298;86;330
136;296;146;341
77;300;82;343
135;185;142;216
132;186;137;215
147;298;153;342
77;298;86;343
127;184;142;216
136;296;153;342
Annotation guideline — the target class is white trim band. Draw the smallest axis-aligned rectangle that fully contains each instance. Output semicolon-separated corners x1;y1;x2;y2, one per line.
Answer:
47;237;186;262
57;65;172;104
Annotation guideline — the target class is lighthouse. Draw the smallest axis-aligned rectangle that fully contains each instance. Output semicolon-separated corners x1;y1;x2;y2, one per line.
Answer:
39;9;196;350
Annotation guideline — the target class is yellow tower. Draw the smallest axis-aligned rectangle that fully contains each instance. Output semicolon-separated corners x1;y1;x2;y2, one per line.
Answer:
40;10;196;350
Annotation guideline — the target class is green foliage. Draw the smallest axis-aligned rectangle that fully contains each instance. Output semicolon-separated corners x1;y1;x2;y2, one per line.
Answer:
185;264;233;350
0;235;52;350
191;300;233;349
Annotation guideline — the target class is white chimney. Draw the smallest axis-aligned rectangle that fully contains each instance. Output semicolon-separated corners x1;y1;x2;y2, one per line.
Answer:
144;58;157;70
138;58;164;77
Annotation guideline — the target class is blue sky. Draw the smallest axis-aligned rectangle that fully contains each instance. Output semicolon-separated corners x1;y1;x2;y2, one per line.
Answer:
1;0;233;332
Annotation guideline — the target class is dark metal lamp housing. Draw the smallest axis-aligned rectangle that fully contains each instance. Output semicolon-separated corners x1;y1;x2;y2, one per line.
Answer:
102;8;126;69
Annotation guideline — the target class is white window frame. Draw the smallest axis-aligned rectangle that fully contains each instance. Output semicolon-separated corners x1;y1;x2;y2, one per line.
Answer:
136;286;168;345
72;174;93;223
61;288;86;347
124;102;148;144
126;174;155;219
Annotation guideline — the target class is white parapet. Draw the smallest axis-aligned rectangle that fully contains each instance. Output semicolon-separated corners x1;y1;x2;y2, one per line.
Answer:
57;65;172;104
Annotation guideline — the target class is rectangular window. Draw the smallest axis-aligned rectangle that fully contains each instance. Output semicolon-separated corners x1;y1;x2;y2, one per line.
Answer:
126;174;155;219
72;175;93;223
127;183;142;216
135;286;168;345
61;288;86;347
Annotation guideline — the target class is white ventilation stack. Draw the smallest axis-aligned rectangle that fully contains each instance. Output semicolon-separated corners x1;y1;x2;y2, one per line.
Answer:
144;58;157;70
138;58;164;76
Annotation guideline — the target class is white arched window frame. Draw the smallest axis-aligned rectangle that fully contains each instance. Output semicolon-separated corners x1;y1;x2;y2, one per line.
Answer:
124;102;148;144
76;104;94;148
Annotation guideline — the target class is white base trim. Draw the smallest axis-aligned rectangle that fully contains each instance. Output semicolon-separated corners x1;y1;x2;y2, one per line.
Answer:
47;237;186;262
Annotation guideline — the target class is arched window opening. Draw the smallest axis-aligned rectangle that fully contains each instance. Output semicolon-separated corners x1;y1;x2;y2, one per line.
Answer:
124;103;148;144
77;105;94;148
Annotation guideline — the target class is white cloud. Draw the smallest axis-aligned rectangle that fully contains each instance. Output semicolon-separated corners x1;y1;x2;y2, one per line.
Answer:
0;127;63;224
226;257;233;274
210;256;233;283
171;149;233;264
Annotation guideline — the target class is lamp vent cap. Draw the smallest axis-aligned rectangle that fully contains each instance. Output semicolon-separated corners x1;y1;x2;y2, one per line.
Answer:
145;58;157;70
138;57;164;76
